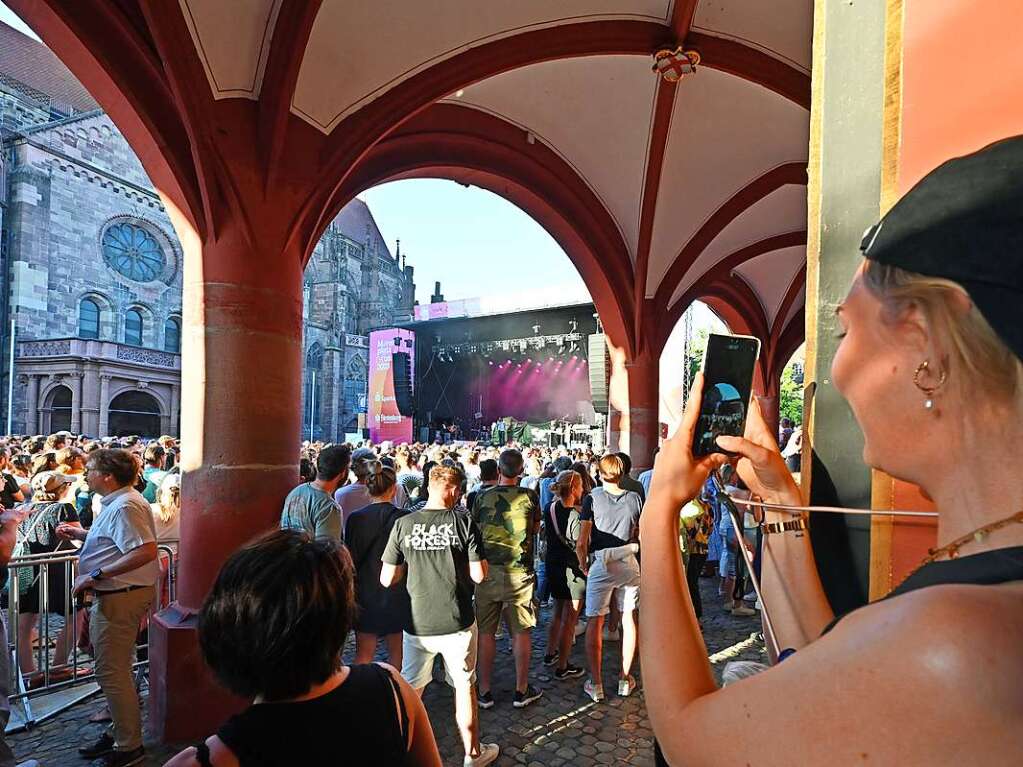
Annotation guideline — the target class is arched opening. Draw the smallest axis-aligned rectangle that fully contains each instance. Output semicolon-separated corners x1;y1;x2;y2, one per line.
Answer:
658;302;729;430
354;178;600;442
343;355;367;433
323;104;636;358
45;384;73;433
79;297;100;339
124;308;143;346
303;344;324;441
108;390;161;437
164;317;181;353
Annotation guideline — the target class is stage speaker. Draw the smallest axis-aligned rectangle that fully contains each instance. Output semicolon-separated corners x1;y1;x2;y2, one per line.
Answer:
588;334;609;413
392;352;414;416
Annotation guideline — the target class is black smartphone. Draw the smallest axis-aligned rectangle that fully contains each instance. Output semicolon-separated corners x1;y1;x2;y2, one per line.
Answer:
692;333;760;457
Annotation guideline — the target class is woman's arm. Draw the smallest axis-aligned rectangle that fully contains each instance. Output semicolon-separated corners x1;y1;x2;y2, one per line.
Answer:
716;398;834;648
639;375;727;725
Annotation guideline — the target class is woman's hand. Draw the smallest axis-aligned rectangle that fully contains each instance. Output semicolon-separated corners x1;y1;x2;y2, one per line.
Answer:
715;397;801;507
647;373;729;511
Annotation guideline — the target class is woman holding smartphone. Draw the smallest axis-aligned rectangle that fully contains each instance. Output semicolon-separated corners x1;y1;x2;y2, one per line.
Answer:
640;137;1023;764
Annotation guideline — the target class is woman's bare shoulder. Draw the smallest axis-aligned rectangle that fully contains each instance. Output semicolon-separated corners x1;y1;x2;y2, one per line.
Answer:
833;580;1023;697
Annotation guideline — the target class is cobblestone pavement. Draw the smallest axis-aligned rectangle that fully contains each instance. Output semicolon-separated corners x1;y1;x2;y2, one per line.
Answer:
9;577;766;766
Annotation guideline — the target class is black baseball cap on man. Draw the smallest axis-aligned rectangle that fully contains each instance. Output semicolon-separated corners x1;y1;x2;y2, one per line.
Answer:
860;135;1023;361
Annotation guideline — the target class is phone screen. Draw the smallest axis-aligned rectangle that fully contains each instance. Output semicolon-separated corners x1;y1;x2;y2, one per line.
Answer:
692;334;760;457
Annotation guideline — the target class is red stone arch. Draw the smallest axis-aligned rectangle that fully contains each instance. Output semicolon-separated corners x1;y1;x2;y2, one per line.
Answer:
320;103;639;357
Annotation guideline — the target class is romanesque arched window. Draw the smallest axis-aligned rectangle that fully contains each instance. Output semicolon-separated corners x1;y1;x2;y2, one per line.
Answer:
164;317;181;353
124;308;143;346
79;298;100;339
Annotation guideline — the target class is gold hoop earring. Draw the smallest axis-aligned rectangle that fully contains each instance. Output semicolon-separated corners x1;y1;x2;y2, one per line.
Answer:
913;360;947;410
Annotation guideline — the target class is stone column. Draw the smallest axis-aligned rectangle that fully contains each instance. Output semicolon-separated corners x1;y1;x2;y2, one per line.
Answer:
25;375;39;434
803;0;889;614
81;367;100;436
98;375;111;437
149;213;304;741
169;384;180;437
606;342;659;475
69;372;83;433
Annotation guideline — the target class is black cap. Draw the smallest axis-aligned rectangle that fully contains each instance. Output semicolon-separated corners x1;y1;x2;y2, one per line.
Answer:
860;135;1023;361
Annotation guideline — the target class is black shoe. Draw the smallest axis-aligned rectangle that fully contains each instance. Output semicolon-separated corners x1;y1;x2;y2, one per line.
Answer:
554;664;585;680
542;651;560;667
79;733;115;759
513;685;543;708
477;690;495;709
101;747;146;767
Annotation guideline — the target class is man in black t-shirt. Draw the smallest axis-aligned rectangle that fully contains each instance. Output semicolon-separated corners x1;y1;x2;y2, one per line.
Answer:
381;465;499;767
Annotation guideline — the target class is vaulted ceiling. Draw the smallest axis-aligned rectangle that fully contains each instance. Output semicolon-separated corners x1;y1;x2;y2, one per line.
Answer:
12;0;811;366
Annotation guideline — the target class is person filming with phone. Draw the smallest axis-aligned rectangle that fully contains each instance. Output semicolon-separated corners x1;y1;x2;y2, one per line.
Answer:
639;138;1023;765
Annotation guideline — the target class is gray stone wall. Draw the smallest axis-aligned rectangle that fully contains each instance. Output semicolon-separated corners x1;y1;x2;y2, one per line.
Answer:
1;100;414;440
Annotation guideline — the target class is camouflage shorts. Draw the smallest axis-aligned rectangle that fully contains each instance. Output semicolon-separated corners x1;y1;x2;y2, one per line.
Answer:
475;567;536;634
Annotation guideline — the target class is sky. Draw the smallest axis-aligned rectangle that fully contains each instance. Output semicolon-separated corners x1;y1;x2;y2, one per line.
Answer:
0;3;36;39
360;179;589;307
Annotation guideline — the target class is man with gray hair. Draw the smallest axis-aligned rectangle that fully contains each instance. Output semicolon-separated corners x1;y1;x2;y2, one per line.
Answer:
59;448;159;767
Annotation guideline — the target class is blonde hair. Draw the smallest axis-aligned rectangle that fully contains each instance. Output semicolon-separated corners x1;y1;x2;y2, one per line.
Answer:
862;261;1023;402
598;454;625;484
551;469;582;503
429;465;463;489
155;477;181;524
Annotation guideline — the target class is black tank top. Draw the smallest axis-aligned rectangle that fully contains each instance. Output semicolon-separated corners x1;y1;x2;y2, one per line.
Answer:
823;545;1023;635
214;664;408;765
653;546;1023;766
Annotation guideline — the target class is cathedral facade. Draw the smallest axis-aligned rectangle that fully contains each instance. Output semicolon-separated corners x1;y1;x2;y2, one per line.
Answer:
0;21;414;440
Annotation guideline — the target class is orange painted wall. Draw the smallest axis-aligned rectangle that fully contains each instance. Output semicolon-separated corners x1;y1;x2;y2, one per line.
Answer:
884;0;1023;584
900;0;1023;193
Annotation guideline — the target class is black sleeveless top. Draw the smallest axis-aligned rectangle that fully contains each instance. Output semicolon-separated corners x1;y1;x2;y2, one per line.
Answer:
824;545;1023;634
653;546;1023;766
213;664;408;766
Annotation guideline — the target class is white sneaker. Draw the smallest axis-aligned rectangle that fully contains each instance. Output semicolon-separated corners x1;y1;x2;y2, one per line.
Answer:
464;743;500;767
584;678;605;703
742;590;757;602
754;598;762;611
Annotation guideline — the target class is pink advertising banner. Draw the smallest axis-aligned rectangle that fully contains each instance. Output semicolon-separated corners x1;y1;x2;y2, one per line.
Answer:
368;328;415;443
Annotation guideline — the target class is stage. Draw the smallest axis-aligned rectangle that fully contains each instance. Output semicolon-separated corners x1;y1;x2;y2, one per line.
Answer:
393;301;604;445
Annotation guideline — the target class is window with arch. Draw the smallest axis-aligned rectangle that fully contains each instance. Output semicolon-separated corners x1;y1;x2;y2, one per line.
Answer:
164;317;181;353
79;298;100;339
102;220;166;282
124;309;143;346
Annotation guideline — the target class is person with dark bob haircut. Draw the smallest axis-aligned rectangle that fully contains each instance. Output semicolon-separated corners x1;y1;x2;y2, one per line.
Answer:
165;529;441;767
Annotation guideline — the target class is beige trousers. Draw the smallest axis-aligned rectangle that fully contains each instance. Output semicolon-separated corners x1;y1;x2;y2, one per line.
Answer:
91;586;154;751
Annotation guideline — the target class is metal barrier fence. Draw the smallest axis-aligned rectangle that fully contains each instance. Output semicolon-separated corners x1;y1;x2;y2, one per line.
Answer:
4;541;177;730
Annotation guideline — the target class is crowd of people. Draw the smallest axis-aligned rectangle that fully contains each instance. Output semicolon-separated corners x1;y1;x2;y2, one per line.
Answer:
0;431;764;767
186;437;760;766
0;433;180;767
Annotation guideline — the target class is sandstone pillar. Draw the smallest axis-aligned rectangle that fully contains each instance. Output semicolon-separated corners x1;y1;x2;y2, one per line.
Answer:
169;383;180;437
25;374;39;434
98;375;111;437
81;367;100;436
606;342;659;474
69;372;83;433
148;212;305;741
